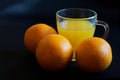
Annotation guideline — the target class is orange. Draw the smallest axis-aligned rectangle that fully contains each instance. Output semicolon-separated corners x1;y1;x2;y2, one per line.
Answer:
75;37;112;73
36;34;73;71
24;23;57;53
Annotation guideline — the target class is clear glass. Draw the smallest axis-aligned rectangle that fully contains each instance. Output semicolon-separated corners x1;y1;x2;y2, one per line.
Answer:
56;8;109;61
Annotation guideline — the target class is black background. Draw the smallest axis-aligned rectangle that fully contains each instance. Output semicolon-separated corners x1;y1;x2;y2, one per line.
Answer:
0;0;119;79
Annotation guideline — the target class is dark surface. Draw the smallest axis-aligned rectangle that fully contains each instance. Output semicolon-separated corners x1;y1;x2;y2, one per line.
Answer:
0;0;119;79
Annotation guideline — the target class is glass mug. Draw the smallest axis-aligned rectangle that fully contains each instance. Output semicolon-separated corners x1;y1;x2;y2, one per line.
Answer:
56;8;109;61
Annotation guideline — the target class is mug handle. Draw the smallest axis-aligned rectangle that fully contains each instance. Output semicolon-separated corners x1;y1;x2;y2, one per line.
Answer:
96;21;109;39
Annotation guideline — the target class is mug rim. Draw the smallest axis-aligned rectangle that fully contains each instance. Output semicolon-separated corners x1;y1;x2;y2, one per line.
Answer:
56;8;97;20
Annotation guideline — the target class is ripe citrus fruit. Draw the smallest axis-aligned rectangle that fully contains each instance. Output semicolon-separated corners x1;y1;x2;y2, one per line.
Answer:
24;23;57;53
36;34;73;71
75;37;112;73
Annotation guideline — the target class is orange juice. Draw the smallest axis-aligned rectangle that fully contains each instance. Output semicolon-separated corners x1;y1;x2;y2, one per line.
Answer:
57;20;96;61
